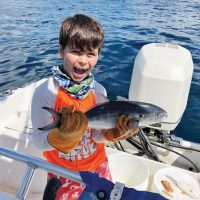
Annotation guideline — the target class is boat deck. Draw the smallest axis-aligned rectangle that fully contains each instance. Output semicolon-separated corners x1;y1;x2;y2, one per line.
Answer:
0;80;199;199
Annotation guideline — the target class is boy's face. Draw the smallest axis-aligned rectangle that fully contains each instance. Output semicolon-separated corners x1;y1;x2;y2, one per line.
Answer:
60;46;99;83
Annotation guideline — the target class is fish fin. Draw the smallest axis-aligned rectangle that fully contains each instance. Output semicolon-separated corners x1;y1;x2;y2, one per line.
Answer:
87;93;110;111
38;122;60;131
38;107;61;131
42;107;61;121
95;93;110;104
116;96;129;101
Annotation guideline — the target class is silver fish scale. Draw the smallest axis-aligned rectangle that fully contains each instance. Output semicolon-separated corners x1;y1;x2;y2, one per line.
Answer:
85;101;167;129
39;101;167;131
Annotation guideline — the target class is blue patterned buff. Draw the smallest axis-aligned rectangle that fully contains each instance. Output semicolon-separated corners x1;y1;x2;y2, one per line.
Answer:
52;65;95;100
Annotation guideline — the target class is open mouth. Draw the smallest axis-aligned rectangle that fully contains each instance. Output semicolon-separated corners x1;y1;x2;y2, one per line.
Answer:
73;67;87;75
72;66;88;80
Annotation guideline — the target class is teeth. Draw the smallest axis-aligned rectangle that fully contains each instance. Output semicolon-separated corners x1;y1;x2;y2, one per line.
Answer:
74;67;86;74
75;66;87;70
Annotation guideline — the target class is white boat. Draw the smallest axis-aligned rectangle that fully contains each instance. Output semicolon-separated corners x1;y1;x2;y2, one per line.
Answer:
0;43;200;200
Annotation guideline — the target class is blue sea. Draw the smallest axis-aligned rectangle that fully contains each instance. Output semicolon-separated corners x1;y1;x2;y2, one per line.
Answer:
0;0;200;142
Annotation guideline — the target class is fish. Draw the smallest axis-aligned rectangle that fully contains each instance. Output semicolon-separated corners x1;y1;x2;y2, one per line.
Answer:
38;100;167;131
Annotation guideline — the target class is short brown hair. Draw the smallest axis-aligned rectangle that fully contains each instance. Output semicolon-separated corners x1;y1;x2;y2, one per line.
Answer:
59;14;104;53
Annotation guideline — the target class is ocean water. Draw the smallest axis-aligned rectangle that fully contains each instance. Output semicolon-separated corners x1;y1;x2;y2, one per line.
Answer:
0;0;200;142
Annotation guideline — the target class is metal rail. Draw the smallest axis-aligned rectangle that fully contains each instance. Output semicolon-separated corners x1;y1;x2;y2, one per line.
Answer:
0;146;83;200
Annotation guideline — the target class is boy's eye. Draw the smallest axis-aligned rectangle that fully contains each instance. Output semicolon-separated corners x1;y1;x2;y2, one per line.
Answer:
88;52;97;57
70;49;98;57
71;50;81;54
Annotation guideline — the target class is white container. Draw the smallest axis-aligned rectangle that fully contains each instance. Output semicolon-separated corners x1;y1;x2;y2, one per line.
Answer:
107;152;149;191
129;43;193;130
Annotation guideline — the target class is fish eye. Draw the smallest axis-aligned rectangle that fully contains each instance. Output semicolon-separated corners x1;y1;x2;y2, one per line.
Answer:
156;112;159;116
139;114;144;118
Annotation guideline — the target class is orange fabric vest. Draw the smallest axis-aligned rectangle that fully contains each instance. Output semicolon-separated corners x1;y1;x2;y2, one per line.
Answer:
43;87;106;172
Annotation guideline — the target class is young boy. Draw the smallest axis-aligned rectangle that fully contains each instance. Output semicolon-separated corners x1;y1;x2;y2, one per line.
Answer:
31;14;139;200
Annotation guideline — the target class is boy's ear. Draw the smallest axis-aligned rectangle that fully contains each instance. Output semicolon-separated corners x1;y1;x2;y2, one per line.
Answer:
59;45;64;58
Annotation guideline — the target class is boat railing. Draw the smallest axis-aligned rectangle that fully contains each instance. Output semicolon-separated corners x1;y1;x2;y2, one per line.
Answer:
0;146;83;200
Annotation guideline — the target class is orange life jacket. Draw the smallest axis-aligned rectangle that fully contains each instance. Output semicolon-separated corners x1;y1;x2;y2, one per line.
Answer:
43;87;106;172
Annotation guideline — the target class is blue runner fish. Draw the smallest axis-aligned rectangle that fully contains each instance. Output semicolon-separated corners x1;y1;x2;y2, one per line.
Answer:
39;100;167;131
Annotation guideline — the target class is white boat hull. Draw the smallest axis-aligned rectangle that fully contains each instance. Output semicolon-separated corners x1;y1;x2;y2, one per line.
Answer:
0;79;200;199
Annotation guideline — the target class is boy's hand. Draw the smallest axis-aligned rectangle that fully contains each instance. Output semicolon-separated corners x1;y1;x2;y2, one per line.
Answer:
47;106;88;153
59;106;88;135
103;114;139;142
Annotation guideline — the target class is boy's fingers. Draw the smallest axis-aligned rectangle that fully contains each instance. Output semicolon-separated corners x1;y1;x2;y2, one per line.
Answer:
61;105;74;114
68;105;74;112
124;115;132;128
116;115;128;134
